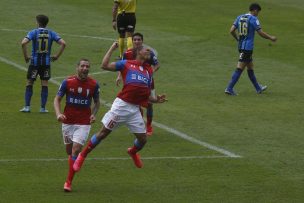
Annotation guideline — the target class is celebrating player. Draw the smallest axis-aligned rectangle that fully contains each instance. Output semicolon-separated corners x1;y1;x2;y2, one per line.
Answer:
116;32;160;136
54;59;100;192
225;3;277;95
73;42;167;175
20;14;66;113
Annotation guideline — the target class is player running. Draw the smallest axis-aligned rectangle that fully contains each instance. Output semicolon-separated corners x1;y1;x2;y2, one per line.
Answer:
54;59;100;192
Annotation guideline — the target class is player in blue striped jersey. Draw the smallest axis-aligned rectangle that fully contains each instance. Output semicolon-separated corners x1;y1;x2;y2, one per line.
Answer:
20;14;66;112
225;3;277;95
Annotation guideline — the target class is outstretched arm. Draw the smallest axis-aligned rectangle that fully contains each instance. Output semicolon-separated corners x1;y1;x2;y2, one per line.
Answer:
149;94;167;103
257;29;277;42
101;41;119;71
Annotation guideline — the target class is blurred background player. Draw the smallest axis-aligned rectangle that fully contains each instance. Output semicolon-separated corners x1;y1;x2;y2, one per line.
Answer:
54;59;100;192
20;14;66;112
73;42;166;175
225;3;277;95
116;32;160;136
112;0;137;58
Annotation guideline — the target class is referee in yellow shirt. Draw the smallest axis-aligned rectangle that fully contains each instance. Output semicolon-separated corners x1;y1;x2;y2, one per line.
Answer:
112;0;137;59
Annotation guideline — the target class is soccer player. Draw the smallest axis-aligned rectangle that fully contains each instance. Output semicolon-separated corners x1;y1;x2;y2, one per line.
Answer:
112;0;137;58
116;32;160;136
225;3;277;95
20;14;66;112
73;42;167;174
54;59;100;192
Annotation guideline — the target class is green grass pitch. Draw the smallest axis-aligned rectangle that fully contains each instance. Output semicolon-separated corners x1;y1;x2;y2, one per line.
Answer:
0;0;304;202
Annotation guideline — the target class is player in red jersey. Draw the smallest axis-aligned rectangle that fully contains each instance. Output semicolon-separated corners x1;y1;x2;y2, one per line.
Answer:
73;42;166;174
54;58;100;192
116;32;160;136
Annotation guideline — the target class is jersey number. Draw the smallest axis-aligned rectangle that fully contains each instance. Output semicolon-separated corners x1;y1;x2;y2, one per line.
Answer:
238;21;248;36
38;34;49;53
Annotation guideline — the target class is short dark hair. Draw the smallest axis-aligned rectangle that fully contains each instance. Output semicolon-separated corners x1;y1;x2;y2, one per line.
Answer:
77;58;90;66
132;32;144;41
249;3;261;11
36;15;49;27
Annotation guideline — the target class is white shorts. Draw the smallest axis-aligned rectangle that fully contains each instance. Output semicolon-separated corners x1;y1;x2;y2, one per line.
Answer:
62;124;91;145
102;98;146;133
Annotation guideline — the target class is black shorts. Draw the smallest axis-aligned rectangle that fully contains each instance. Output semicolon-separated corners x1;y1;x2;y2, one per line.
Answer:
117;13;136;35
27;65;51;81
238;50;253;63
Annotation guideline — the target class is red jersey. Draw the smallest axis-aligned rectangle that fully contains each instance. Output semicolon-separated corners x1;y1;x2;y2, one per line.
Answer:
115;60;153;107
57;76;100;125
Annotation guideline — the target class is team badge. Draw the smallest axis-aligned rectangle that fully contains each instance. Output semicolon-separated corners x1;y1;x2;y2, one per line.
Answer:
78;87;82;94
139;66;143;71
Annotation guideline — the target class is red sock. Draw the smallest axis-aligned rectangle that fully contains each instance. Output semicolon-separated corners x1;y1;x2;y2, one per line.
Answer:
129;145;139;154
147;117;152;127
66;155;75;183
81;140;95;157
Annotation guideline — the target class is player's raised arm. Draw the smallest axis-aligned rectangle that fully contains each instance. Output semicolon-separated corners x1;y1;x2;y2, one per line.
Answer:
101;42;119;71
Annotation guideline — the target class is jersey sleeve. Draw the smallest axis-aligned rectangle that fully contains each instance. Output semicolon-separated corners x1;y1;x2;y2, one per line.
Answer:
115;60;127;71
252;17;261;31
57;79;67;97
150;52;159;66
25;30;36;41
50;30;62;42
233;16;239;28
93;82;100;101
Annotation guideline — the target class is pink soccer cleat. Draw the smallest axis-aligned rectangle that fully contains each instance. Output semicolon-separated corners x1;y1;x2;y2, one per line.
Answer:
63;181;72;192
127;148;143;168
73;153;85;172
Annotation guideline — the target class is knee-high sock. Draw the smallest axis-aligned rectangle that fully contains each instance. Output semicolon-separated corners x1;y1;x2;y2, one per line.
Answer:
118;38;125;58
66;155;77;183
226;68;243;90
25;85;33;106
146;103;153;126
247;69;261;91
81;135;101;157
41;86;48;108
129;139;146;154
127;37;133;49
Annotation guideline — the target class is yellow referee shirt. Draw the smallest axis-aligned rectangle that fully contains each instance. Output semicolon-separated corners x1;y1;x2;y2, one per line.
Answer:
114;0;136;14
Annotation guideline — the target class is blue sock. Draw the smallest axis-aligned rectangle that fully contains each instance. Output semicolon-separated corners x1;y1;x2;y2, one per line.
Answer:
146;104;153;118
90;134;101;146
72;155;78;161
25;85;33;106
134;139;144;150
227;68;243;90
41;86;48;108
247;69;261;91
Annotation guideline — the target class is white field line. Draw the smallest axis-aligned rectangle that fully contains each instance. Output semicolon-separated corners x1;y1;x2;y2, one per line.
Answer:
0;155;231;163
0;57;242;158
0;28;114;41
1;28;158;55
52;71;110;80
